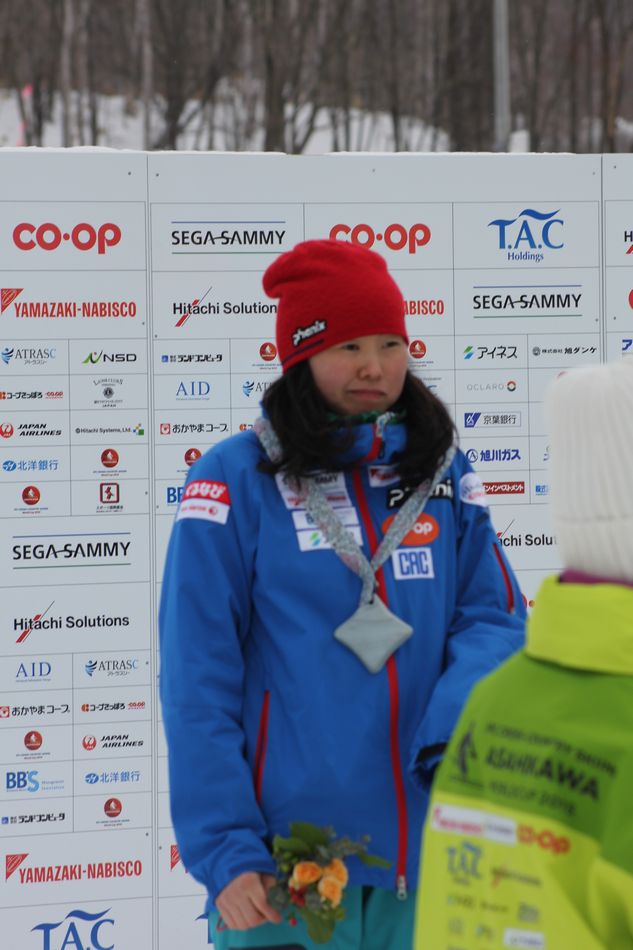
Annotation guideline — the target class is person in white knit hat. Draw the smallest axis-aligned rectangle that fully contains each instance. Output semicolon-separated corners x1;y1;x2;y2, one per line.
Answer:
414;359;633;950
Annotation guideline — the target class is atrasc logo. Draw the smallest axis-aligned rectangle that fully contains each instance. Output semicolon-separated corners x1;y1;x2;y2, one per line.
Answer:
32;909;114;950
1;347;13;365
488;208;564;263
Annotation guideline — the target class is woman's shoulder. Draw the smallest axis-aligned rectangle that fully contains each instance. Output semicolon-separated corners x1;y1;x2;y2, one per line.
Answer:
189;429;264;480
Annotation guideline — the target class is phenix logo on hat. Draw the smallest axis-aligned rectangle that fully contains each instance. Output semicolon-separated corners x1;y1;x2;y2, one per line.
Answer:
262;239;408;372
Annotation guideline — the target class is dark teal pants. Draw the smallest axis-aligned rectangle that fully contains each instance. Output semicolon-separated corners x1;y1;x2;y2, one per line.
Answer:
209;886;415;950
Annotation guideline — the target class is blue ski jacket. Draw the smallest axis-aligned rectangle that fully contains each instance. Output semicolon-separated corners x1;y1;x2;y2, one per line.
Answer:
159;416;525;908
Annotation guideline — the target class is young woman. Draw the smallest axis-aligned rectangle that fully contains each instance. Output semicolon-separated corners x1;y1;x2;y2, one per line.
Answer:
159;239;525;949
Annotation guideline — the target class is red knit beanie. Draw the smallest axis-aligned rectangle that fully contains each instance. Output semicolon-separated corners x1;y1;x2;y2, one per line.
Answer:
262;239;407;372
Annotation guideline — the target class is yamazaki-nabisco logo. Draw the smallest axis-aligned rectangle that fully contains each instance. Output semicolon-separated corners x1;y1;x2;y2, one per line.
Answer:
13;223;121;255
329;222;431;254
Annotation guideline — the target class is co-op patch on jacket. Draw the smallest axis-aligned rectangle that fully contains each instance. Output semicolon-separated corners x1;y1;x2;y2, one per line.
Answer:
158;416;525;908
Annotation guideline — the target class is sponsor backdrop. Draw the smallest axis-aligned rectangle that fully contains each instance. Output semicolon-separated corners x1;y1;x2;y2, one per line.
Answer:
0;150;630;948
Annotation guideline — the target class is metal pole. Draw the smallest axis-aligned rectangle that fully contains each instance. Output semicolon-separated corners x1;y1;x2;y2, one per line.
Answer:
493;0;511;151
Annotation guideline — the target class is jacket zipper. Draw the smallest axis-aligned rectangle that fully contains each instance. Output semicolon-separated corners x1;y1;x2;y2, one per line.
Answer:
492;543;515;613
253;690;270;804
351;463;409;899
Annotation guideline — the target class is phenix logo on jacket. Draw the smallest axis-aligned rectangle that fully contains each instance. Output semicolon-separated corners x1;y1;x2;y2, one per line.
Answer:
159;416;524;908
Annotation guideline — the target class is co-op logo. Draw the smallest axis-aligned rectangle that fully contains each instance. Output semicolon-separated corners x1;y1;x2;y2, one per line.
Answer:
329;222;430;254
488;208;564;261
13;223;121;255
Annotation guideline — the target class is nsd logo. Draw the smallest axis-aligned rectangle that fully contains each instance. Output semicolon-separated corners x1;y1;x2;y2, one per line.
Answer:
13;223;121;255
83;351;137;365
488;208;564;263
330;222;430;254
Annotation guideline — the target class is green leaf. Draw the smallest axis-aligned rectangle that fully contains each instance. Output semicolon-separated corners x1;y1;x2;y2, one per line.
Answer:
266;883;290;912
289;822;331;848
298;908;335;945
357;852;392;869
272;835;312;857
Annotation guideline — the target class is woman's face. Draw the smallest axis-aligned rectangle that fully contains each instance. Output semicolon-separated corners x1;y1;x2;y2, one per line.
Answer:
308;334;408;415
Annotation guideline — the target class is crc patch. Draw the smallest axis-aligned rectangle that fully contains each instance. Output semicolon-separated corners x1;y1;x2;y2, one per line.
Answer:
176;479;231;524
391;547;434;580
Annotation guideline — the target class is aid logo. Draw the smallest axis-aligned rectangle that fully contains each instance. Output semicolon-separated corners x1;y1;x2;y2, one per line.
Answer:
13;222;121;255
104;798;122;818
31;909;115;950
22;485;40;505
184;448;201;466
82;736;97;751
383;513;439;545
24;731;43;751
409;340;427;359
488;208;564;263
0;422;14;437
330;222;431;254
1;289;23;313
101;448;119;468
260;342;277;361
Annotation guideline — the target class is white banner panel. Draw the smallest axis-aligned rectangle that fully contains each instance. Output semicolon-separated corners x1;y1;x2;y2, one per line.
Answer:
0;149;628;948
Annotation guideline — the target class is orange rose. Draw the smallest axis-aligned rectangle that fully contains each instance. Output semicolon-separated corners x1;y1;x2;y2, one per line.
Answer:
317;875;343;907
290;861;323;888
323;858;348;886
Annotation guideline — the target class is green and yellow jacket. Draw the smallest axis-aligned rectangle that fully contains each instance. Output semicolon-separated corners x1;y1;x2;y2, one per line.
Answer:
415;575;633;950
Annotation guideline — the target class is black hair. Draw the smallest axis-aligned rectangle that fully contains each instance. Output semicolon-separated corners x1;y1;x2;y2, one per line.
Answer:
259;362;456;485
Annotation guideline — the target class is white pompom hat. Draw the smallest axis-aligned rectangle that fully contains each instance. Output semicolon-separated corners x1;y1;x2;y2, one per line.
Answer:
544;359;633;583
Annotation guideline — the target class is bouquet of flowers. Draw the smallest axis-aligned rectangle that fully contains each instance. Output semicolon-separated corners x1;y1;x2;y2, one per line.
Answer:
267;822;390;945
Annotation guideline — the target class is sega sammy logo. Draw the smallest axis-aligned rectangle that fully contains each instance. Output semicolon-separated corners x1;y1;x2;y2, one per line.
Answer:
488;208;564;264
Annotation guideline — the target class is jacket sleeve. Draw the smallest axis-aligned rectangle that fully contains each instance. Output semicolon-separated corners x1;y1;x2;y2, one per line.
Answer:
409;455;525;789
158;447;275;904
587;749;633;948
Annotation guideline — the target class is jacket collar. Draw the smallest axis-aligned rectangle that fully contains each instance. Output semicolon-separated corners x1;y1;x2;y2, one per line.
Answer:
526;575;633;675
334;414;408;467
